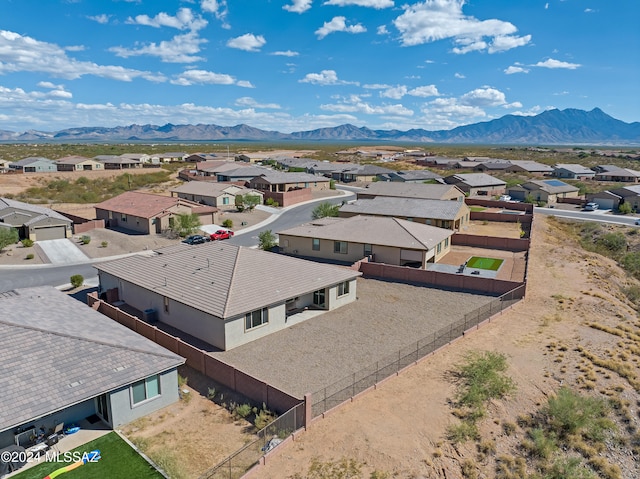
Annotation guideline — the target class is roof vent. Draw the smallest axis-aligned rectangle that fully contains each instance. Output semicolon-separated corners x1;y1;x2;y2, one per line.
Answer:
113;365;127;372
68;380;83;388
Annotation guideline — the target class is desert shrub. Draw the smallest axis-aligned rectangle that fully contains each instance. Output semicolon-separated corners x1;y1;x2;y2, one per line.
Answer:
0;227;19;252
258;230;277;251
80;235;91;245
447;420;479;443
21;239;34;247
522;428;557;459
461;459;478;479
254;406;277;430
596;232;626;254
222;219;233;228
25;253;34;260
329;179;336;190
455;351;516;411
177;374;188;388
544;457;597;479
207;387;216;400
618;202;633;214
70;274;84;288
233;403;252;419
101;241;108;248
265;197;277;206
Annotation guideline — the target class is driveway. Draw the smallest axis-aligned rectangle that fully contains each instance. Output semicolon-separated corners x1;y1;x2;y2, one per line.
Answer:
36;239;89;264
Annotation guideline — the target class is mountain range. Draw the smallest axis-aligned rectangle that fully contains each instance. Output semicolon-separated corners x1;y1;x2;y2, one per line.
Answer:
1;108;638;145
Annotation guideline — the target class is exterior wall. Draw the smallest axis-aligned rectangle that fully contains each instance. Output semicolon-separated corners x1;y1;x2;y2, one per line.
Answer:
108;369;179;427
327;279;357;309
251;179;329;192
224;303;287;350
99;273;228;350
468;185;507;196
174;192;231;207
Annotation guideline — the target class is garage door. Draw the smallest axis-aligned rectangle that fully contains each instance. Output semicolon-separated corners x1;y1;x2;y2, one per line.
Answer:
34;226;66;241
594;198;615;210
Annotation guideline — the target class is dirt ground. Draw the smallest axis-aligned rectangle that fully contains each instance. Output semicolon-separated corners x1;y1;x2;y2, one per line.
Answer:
250;215;640;478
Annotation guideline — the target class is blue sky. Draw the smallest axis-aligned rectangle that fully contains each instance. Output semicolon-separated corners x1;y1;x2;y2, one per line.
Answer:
0;0;638;133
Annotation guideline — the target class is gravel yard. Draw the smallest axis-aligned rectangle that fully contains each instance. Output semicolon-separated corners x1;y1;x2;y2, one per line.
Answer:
210;277;496;398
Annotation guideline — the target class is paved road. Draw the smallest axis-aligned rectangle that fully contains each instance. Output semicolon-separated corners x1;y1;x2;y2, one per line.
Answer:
0;189;355;292
534;206;640;226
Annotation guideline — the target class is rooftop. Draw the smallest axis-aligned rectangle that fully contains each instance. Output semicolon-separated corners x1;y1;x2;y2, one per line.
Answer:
359;182;463;200
0;286;184;432
340;196;466;220
94;191;213;218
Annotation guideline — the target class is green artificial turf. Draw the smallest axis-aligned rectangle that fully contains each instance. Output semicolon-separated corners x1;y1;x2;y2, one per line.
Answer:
466;256;504;271
10;432;163;479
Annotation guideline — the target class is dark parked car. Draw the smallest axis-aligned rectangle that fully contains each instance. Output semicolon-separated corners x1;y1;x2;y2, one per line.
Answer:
182;235;207;245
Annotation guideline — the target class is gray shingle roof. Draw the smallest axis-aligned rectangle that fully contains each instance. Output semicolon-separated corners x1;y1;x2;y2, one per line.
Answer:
95;243;361;319
171;182;255;196
0;286;184;432
278;215;452;250
340;196;466;220
520;180;579;194
251;172;330;184
0;197;72;224
553;164;595;174
447;173;507;187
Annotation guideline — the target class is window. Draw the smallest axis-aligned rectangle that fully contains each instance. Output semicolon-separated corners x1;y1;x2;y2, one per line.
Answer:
313;289;326;306
364;244;372;256
437;242;442;254
334;241;348;254
445;237;449;248
245;308;269;330
131;375;161;405
406;217;414;222
312;238;320;251
223;197;230;205
337;281;350;297
121;214;127;222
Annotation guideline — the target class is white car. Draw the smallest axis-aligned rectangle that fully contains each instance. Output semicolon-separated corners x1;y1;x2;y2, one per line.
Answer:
584;202;599;211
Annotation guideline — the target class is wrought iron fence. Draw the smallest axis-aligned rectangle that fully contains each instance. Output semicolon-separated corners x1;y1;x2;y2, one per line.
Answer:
198;402;305;479
311;285;525;417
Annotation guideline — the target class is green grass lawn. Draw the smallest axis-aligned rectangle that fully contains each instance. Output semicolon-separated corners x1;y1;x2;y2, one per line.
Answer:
10;432;163;479
466;256;504;271
468;206;487;212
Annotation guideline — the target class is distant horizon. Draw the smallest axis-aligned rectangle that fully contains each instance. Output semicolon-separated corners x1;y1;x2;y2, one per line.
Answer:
1;1;638;133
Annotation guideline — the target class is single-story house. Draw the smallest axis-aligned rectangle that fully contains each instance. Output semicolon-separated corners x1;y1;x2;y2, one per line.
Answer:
357;182;465;202
94;191;218;234
414;156;459;168
170;182;264;208
331;164;395;183
196;160;250;176
597;185;640;211
553;164;596;180
216;166;271;182
95;243;361;350
339;196;470;230
249;172;330;192
308;162;357;178
472;161;511;172
504;161;554;175
278;215;453;268
274;158;320;171
56;156;104;172
444;173;507;197
593;165;640;182
507;179;579;204
0;159;13;172
0;197;72;241
585;190;622;210
375;170;443;183
185;153;218;162
120;153;154;164
0;286;184;450
95;155;142;170
8;157;57;173
158;152;187;163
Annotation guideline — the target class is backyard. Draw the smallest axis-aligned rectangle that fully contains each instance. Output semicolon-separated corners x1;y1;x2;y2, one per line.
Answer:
9;432;162;479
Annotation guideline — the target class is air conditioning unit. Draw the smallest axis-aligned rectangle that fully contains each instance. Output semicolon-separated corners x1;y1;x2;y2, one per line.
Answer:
142;308;158;323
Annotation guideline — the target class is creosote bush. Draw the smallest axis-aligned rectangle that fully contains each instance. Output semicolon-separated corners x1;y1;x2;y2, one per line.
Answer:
70;274;84;288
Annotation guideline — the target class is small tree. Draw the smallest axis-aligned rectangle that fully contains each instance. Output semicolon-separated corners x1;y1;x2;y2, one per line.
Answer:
222;219;233;228
0;227;19;253
312;202;340;219
172;213;201;237
70;274;84;288
244;194;261;212
618;202;633;215
235;194;245;212
258;230;277;251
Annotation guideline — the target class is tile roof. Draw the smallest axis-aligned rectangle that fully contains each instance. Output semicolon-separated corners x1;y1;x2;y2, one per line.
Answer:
447;173;507;187
251;172;330;184
554;164;595;174
278;215;452;250
218;166;270;178
0;197;71;224
14;157;54;166
0;286;183;431
339;196;466;220
507;161;554;172
171;181;248;196
55;156;93;165
520;180;579;194
94;191;212;218
95;243;361;319
359;182;463;200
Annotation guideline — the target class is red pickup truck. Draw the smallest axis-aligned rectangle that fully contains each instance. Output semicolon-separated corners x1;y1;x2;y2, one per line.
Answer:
209;229;234;241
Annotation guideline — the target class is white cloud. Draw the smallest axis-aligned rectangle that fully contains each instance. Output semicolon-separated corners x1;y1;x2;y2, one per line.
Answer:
504;65;529;74
363;83;391;89
321;99;413;117
226;33;266;52
37;81;63;89
423;97;487;120
460;87;508;107
126;8;207;31
201;0;229;27
0;30;157;81
110;32;207;63
545;3;549;9
315;16;366;39
393;0;531;54
88;14;110;24
171;69;237;86
323;0;394;9
534;58;581;69
283;0;313;13
299;69;359;85
584;8;597;13
380;85;408;99
454;72;465;78
272;50;299;57
408;85;439;97
235;97;281;109
377;25;389;35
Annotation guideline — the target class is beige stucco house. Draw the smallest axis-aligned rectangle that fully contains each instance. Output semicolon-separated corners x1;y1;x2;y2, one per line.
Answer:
56;156;104;172
444;173;507;197
507;179;579;204
357;182;465;202
249;172;330;192
0;197;72;241
94;191;218;234
95;243;361;350
339;196;470;230
170;182;264;208
278;215;453;268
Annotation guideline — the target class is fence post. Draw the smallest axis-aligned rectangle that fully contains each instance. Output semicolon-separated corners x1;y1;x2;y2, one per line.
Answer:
304;393;312;430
